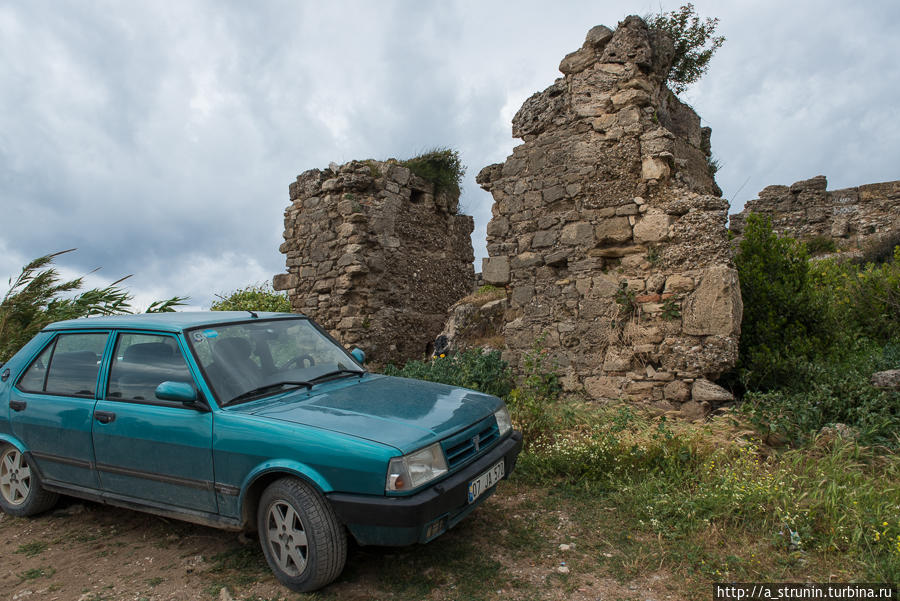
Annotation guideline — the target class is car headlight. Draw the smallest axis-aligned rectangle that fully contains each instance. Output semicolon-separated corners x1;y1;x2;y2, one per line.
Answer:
386;443;448;492
494;406;512;437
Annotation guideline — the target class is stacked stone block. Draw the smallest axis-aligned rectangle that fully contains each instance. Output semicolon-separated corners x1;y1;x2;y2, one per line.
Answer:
274;159;475;365
730;176;900;251
476;17;741;416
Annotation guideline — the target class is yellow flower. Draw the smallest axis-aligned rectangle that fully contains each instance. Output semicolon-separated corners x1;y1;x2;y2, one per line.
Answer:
439;354;445;358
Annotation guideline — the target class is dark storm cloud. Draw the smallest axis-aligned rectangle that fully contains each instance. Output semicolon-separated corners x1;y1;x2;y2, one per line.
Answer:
1;1;898;307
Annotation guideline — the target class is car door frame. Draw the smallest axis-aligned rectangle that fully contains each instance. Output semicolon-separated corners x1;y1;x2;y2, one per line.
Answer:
7;329;110;492
91;328;219;514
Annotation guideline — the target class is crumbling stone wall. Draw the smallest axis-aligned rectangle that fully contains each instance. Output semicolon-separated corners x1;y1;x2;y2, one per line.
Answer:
273;160;475;365
730;176;900;250
473;17;741;416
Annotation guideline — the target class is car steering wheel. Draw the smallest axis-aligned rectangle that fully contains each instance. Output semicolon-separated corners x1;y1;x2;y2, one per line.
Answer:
284;354;315;369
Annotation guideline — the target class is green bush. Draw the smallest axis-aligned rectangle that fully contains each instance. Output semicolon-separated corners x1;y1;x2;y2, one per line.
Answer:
805;235;837;255
399;148;466;197
742;342;900;446
210;283;291;313
733;214;830;390
854;230;900;266
382;348;513;400
505;336;562;450
810;246;900;344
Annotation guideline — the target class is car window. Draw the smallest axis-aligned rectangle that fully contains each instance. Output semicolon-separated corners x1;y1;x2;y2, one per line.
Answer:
187;318;362;405
18;332;108;397
17;342;55;393
107;333;196;403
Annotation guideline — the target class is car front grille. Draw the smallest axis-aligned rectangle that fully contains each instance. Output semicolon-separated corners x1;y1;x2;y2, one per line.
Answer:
441;416;500;470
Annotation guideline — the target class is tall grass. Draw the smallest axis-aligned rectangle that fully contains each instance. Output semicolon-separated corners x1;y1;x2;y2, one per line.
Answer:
518;404;900;581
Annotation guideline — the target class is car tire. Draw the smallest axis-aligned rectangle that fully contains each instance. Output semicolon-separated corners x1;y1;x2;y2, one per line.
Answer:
257;477;347;592
0;444;58;517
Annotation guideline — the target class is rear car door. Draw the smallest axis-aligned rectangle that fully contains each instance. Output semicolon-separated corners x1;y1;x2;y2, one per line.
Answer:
8;331;108;491
91;331;217;514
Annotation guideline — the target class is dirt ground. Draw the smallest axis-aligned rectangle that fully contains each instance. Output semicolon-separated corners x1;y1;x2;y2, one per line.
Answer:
1;485;680;601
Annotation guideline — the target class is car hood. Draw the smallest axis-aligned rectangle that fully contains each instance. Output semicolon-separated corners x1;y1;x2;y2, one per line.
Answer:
240;374;503;453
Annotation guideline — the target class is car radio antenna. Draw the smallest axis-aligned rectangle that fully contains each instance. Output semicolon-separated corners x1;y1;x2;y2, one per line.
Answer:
247;310;258;318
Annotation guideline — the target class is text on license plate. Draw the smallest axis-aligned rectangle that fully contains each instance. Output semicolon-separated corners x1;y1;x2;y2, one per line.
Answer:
467;460;505;503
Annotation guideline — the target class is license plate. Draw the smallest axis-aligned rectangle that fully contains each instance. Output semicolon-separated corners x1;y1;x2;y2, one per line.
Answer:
467;460;505;503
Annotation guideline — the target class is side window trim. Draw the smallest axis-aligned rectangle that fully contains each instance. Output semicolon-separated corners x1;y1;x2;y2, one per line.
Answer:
41;337;58;393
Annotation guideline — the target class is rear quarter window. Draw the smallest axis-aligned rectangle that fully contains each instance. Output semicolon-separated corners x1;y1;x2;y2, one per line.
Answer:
18;332;108;397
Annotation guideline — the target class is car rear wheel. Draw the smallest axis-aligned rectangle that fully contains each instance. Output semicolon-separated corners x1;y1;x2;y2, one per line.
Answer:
257;477;347;592
0;444;58;517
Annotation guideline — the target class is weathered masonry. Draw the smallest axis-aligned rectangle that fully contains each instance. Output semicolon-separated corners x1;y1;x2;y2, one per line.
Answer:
274;160;475;365
474;17;741;417
730;175;900;251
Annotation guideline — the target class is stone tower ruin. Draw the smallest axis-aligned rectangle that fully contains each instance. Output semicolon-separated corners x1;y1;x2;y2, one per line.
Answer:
273;159;475;365
475;17;741;415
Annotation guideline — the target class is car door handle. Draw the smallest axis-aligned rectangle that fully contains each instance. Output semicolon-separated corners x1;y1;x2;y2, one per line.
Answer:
9;400;26;412
94;411;116;424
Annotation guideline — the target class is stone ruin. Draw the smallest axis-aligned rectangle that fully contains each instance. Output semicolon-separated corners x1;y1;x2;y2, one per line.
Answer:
273;159;474;365
462;16;742;416
730;175;900;252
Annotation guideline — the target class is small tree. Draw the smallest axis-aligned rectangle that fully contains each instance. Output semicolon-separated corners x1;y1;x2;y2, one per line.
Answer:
734;215;828;390
648;3;725;94
210;283;291;313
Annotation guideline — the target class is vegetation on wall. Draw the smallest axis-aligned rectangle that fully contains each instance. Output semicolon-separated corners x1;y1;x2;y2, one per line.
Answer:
648;3;725;94
0;249;187;362
399;148;466;197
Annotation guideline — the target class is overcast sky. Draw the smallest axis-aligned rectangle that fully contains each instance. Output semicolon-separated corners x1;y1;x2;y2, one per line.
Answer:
2;0;898;310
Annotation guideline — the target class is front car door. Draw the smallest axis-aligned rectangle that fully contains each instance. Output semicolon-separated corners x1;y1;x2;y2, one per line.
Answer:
91;331;217;514
8;330;108;491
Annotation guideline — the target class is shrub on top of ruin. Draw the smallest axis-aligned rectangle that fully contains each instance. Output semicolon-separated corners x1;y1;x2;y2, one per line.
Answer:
210;283;291;313
457;284;507;307
400;148;466;198
648;3;725;94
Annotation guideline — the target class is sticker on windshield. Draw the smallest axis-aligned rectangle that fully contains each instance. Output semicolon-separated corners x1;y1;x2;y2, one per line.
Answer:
202;329;219;339
192;332;206;342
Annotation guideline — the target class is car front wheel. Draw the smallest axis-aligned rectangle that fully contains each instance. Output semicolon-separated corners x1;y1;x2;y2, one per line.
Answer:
257;477;347;592
0;444;58;517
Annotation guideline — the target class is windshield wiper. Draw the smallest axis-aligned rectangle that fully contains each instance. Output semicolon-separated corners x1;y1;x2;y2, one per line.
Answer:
223;380;313;407
308;368;365;384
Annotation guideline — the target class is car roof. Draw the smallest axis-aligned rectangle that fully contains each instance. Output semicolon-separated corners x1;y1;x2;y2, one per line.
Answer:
43;311;307;334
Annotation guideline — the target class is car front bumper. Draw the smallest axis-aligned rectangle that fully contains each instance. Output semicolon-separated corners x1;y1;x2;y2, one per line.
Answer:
327;430;523;546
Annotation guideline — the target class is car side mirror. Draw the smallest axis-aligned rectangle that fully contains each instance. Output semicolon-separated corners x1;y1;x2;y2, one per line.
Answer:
350;348;366;365
156;381;200;407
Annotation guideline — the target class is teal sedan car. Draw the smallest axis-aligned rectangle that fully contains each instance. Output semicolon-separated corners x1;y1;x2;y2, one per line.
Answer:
0;312;522;592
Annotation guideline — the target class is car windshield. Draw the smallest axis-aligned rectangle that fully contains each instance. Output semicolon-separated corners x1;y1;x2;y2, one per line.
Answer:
186;318;364;406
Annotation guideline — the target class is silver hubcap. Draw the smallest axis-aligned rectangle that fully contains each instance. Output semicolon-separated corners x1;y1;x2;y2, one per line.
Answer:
266;501;308;576
0;448;31;506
